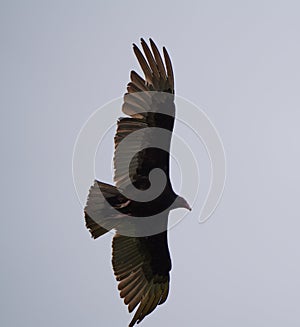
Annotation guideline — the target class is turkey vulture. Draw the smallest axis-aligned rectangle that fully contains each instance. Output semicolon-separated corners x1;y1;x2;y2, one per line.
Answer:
84;38;191;326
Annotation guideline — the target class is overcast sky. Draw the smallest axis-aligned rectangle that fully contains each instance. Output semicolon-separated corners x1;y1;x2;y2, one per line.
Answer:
1;1;300;326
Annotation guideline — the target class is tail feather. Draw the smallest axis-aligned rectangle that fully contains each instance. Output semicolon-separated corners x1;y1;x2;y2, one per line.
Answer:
84;180;129;239
85;213;109;239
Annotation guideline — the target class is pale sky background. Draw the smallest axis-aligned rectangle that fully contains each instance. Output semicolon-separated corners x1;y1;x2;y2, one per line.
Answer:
1;1;300;326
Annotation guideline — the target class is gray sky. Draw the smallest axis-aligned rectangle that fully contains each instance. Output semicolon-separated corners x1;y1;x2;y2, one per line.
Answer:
1;1;300;326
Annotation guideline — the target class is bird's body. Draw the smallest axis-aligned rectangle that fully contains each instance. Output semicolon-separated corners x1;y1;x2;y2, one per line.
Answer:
84;38;190;326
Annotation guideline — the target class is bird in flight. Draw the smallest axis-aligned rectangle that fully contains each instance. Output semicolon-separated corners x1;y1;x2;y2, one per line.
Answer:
84;38;191;326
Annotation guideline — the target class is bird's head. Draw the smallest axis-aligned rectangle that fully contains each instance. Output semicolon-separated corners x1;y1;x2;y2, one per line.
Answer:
172;196;191;211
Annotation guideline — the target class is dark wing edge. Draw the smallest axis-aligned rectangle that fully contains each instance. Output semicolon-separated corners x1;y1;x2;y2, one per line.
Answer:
123;38;175;119
112;233;170;326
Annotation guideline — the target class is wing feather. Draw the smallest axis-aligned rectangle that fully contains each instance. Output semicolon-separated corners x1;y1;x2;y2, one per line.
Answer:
128;283;148;313
163;47;174;91
114;39;175;191
130;71;148;91
133;44;153;84
141;38;160;80
112;232;171;326
149;38;167;80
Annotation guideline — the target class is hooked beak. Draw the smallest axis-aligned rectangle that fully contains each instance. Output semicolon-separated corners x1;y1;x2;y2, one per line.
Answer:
175;196;192;211
185;202;192;211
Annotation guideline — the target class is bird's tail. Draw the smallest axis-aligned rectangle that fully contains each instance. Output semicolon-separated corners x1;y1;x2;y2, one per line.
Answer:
84;180;129;239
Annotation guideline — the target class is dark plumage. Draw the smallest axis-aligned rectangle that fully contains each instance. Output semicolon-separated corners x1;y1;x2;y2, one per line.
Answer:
84;38;191;326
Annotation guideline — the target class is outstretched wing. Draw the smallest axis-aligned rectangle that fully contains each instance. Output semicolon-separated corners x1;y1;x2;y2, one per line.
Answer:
112;230;171;326
113;38;176;192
